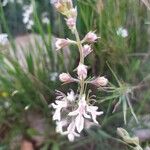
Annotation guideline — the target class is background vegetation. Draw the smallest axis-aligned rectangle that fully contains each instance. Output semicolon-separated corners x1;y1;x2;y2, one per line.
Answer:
0;0;150;149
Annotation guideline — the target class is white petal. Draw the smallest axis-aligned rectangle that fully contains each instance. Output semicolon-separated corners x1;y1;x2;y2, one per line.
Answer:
55;100;67;108
67;90;75;102
96;111;103;116
87;106;98;111
91;114;98;124
68;109;79;116
51;103;57;109
55;100;61;104
67;121;75;132
73;132;80;137
68;133;75;142
53;109;61;121
83;111;91;119
75;115;84;133
61;131;68;135
56;120;67;134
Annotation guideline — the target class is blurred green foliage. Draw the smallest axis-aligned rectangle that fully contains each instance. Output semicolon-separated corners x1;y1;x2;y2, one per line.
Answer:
0;0;150;149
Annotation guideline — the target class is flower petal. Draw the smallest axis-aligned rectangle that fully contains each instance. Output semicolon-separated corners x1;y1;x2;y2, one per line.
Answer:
53;108;61;121
75;114;84;133
68;133;75;142
67;121;75;132
91;114;98;124
51;103;57;109
83;111;91;119
68;109;79;116
73;132;80;137
96;111;104;116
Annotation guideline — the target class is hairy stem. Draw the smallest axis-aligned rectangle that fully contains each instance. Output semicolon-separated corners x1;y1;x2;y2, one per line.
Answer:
74;27;84;64
74;27;86;97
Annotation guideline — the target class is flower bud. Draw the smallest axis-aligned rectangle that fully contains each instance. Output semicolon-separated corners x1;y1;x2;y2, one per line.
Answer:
66;17;76;29
83;44;92;57
77;63;88;80
55;38;69;50
117;128;140;146
69;7;77;18
59;73;73;82
54;2;66;13
91;76;108;87
117;128;129;138
65;0;73;10
53;0;73;15
84;31;99;43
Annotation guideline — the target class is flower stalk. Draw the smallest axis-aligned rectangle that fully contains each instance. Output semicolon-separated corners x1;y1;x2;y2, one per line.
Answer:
51;0;108;142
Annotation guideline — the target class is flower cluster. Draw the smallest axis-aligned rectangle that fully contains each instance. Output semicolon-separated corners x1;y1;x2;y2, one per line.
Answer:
51;0;108;142
41;12;50;25
51;91;103;142
0;33;8;46
22;4;34;30
116;27;128;38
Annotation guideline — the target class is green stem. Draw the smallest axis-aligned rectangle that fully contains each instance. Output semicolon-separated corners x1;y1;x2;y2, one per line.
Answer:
74;27;85;97
74;28;84;64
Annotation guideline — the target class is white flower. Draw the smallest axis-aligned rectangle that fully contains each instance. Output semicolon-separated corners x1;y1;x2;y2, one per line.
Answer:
77;63;88;80
0;33;8;46
22;4;34;30
2;0;8;7
50;72;58;81
56;120;67;134
42;17;50;24
42;12;50;24
67;90;75;102
86;105;103;124
24;105;30;110
4;101;10;108
26;20;34;30
83;44;92;57
116;27;128;38
52;100;68;121
69;95;103;132
62;121;80;142
68;95;90;133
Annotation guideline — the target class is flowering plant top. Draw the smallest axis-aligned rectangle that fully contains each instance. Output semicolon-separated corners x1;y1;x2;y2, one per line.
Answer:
50;0;108;142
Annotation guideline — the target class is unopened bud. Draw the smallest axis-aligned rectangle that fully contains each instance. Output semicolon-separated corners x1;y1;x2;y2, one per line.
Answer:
117;128;140;146
66;17;76;29
59;73;73;82
65;0;73;10
77;63;88;80
83;44;92;57
91;76;108;87
117;128;129;138
54;2;65;13
69;7;77;18
53;0;73;15
55;38;69;50
84;31;99;43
